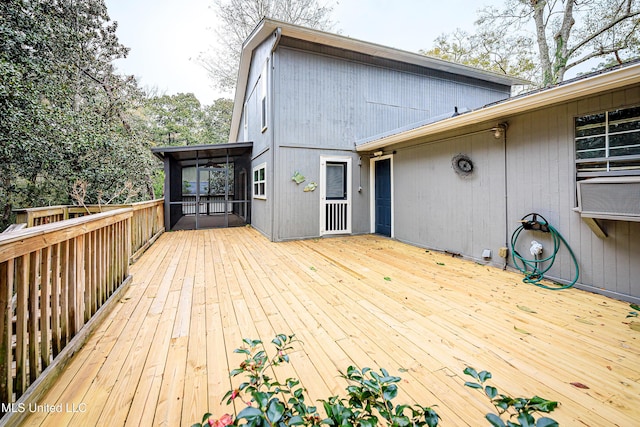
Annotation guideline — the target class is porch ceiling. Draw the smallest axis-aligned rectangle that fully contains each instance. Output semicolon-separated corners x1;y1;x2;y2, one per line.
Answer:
18;227;640;426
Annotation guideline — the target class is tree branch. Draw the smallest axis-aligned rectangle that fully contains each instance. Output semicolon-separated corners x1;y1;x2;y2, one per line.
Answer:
76;64;132;132
567;8;640;57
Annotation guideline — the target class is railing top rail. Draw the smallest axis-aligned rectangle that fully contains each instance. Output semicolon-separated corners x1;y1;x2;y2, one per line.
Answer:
12;205;69;214
130;198;164;211
0;208;133;263
12;198;164;215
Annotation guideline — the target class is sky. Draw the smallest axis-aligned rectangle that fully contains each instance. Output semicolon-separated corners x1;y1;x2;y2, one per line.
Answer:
105;0;502;105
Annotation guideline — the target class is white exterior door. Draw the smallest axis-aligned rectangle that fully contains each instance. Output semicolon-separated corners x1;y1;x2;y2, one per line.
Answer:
320;156;352;235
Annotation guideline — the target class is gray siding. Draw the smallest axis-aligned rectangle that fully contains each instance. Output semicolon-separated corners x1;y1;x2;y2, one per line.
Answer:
268;44;508;241
243;39;275;239
393;130;507;261
390;84;640;303
275;45;509;147
249;150;272;238
271;147;370;241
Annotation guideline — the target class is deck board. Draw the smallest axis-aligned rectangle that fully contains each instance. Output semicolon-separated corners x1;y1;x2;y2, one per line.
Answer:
18;227;640;426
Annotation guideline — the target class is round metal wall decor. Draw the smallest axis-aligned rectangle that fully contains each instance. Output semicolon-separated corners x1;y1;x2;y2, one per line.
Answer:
452;154;474;176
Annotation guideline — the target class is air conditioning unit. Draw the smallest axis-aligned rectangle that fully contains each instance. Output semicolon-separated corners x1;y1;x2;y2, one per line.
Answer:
576;177;640;222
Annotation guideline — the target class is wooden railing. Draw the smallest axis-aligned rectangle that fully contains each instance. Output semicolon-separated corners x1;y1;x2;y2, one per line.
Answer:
128;200;165;261
13;199;164;262
0;209;133;409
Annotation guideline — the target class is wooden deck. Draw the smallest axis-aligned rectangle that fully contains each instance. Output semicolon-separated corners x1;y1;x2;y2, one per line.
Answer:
17;227;640;426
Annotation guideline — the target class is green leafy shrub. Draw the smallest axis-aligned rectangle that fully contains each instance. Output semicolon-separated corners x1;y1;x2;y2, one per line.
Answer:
192;334;440;427
463;367;559;427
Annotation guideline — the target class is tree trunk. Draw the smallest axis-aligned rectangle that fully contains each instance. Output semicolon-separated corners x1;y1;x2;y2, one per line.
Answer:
552;0;576;84
531;0;553;85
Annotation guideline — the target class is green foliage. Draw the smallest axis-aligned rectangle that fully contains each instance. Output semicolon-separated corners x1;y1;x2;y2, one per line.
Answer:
463;367;559;427
325;366;440;426
0;0;159;228
141;93;232;146
194;334;440;427
422;28;536;83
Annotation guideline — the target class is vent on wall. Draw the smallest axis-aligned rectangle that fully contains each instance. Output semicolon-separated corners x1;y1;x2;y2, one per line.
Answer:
576;177;640;222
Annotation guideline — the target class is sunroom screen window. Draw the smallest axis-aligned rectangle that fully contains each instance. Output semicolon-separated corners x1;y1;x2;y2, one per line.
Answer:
326;163;346;200
575;106;640;178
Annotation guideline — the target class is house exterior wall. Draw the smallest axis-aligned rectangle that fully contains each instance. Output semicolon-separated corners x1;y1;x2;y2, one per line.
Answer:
265;41;510;241
274;40;510;145
390;84;640;303
393;129;507;260
243;38;275;238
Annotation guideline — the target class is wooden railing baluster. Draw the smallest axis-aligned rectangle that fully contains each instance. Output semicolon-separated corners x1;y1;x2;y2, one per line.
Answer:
40;246;51;370
0;261;13;405
0;200;164;412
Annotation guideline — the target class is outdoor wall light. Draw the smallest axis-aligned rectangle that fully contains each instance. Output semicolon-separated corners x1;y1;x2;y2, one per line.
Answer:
491;123;509;139
373;150;383;157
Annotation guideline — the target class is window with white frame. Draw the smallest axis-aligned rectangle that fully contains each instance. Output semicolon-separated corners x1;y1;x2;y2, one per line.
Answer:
253;163;266;199
575;105;640;179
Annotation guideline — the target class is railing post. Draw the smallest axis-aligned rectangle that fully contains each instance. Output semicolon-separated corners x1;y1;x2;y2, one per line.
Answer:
125;217;131;278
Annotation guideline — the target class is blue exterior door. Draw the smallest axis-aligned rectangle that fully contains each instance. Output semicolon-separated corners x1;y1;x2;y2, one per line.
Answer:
375;158;392;236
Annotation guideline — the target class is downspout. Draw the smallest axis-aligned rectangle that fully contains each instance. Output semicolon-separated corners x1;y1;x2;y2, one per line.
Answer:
269;28;281;241
502;125;509;270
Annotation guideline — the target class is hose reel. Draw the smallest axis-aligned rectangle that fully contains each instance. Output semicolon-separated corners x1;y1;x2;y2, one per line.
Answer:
510;213;579;290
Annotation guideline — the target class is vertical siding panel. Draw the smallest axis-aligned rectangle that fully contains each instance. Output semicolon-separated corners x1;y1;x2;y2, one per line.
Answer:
566;99;586;288
557;101;574;281
629;223;640;297
614;222;631;296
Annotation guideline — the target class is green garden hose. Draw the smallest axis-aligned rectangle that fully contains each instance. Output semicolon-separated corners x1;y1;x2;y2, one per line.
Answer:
510;213;579;290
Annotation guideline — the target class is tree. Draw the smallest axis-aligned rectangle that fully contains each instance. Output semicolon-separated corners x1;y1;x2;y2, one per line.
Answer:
202;98;234;144
425;0;640;86
140;93;233;146
423;28;537;83
0;0;158;228
200;0;337;92
144;93;206;146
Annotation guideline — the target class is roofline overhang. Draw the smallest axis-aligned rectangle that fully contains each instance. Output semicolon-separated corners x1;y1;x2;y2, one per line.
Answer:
229;18;527;143
151;142;253;161
356;62;640;152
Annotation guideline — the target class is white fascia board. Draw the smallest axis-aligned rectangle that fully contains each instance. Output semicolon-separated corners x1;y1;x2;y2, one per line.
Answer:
356;62;640;152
